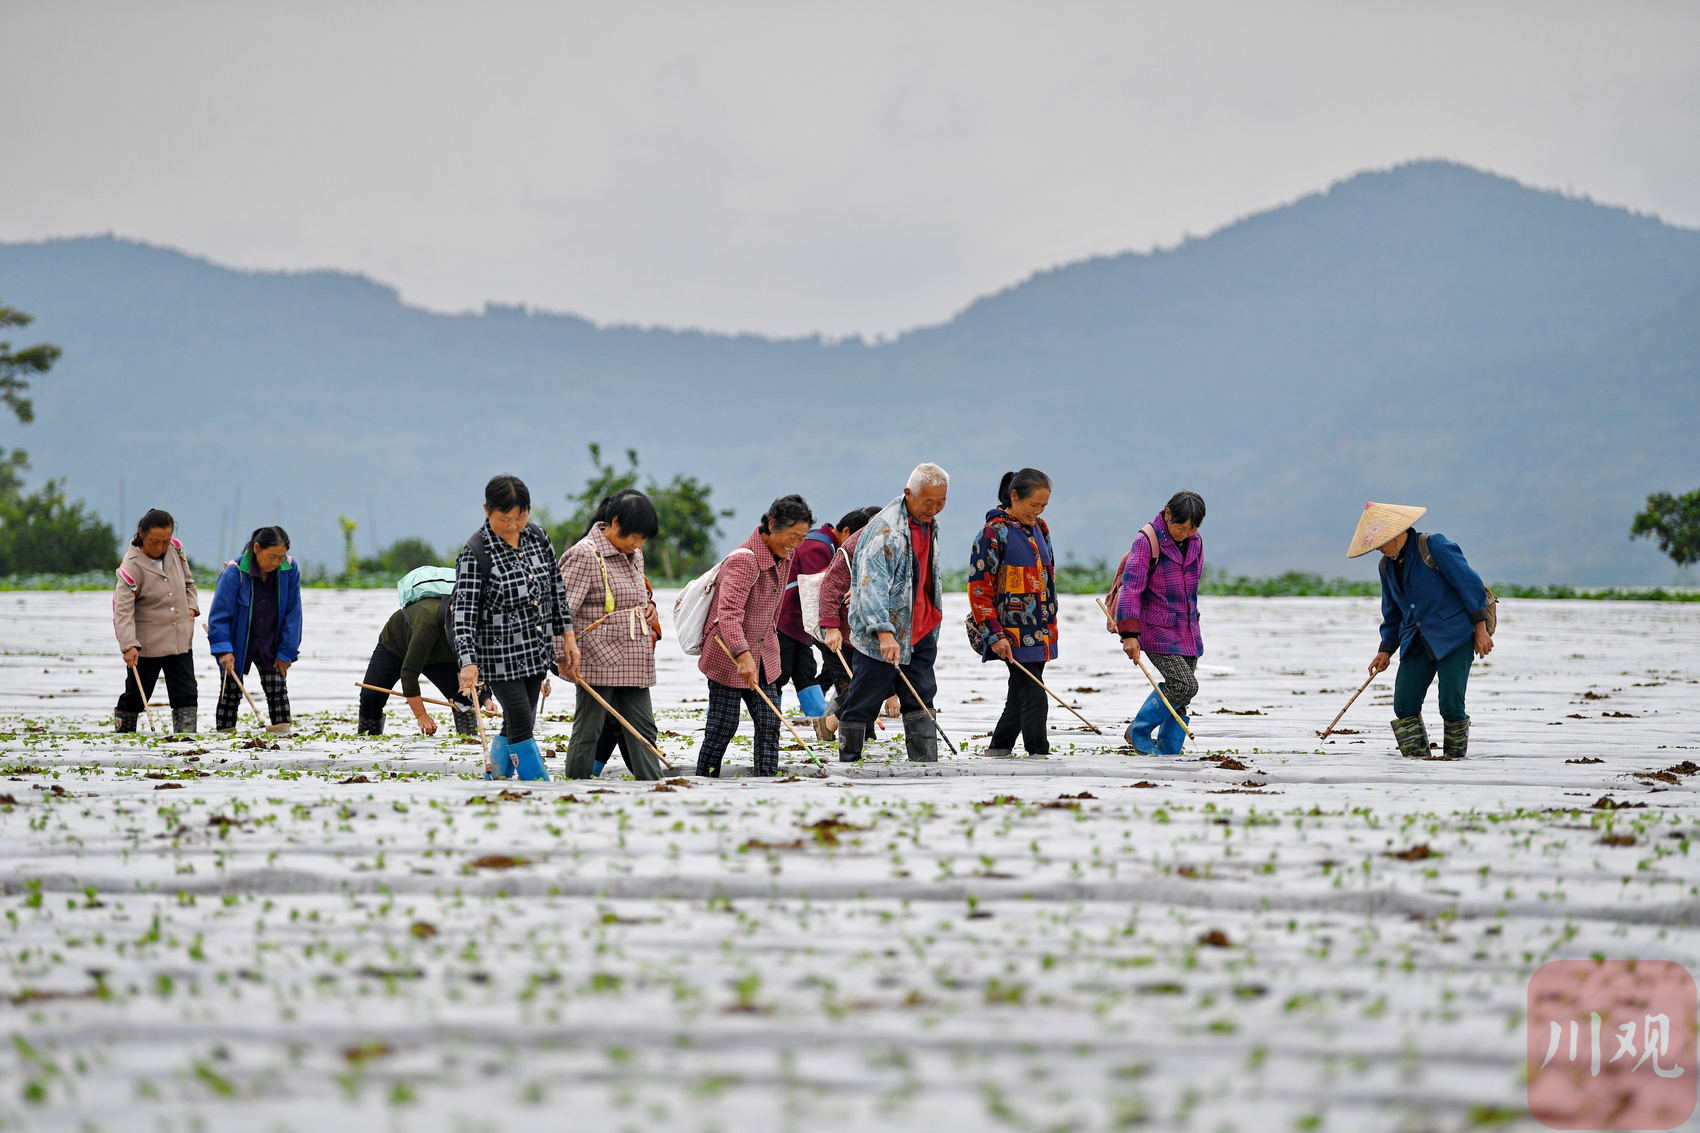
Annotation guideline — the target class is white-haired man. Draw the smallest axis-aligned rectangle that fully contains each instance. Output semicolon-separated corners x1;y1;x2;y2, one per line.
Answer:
839;463;949;763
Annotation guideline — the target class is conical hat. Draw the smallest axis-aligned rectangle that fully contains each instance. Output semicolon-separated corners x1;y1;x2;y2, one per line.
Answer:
1347;501;1426;558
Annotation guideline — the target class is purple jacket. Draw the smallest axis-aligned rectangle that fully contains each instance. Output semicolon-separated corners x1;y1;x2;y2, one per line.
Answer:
1114;513;1203;656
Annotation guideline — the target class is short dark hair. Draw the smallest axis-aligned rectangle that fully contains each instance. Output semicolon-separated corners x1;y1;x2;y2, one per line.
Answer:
247;525;290;554
484;474;531;513
835;506;878;536
760;494;814;534
997;468;1052;509
131;508;175;547
1165;490;1206;527
602;490;660;540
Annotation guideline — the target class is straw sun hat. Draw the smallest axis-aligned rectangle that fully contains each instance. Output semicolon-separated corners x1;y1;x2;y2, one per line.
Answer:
1347;502;1426;558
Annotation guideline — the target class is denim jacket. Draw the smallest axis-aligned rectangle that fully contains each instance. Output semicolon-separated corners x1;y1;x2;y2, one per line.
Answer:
848;495;942;666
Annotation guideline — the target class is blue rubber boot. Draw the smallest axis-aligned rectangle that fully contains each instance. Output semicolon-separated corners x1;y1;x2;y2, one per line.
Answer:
484;735;514;779
797;684;828;718
511;738;550;782
1124;691;1167;754
1155;712;1191;755
591;761;606;777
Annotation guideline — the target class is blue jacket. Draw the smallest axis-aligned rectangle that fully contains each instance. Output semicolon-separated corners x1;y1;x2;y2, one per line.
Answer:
207;550;303;667
1377;530;1487;660
848;494;943;666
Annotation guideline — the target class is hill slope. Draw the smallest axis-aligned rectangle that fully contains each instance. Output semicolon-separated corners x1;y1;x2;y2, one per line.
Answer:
2;161;1697;584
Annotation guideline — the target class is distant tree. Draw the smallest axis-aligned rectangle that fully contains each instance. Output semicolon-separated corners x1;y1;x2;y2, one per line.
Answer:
359;536;443;574
1631;489;1700;568
0;304;114;574
0;475;118;574
1;305;62;427
337;515;360;582
549;444;732;579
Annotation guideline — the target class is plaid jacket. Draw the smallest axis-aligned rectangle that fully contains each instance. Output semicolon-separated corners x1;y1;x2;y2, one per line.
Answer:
452;521;572;680
558;523;656;688
698;528;788;688
1114;513;1203;656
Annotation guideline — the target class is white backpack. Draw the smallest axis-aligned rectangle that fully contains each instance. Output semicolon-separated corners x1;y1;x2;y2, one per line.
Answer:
672;547;754;657
797;545;847;644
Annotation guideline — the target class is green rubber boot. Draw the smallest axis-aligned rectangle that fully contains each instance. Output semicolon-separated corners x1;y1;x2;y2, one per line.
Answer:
1390;715;1429;759
1442;717;1470;760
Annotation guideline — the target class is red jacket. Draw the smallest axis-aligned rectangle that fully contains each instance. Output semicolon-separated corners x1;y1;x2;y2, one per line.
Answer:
778;524;837;643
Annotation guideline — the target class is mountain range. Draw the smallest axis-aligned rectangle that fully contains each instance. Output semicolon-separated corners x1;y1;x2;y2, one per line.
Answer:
2;160;1697;584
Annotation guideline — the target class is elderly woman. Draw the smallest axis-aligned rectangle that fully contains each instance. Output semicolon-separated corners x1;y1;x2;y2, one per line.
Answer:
454;475;577;781
968;469;1058;758
1351;501;1494;760
559;489;665;780
113;508;200;734
693;494;814;778
1115;490;1206;755
207;525;301;735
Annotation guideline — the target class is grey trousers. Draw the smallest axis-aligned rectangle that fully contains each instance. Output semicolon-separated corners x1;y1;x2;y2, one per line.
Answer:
1145;653;1200;715
565;684;665;780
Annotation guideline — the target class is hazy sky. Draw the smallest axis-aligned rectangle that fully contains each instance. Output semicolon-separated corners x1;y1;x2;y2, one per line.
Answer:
4;1;1698;337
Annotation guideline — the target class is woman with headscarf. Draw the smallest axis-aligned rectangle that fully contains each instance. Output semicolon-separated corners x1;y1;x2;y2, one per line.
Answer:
113;508;200;734
207;525;301;735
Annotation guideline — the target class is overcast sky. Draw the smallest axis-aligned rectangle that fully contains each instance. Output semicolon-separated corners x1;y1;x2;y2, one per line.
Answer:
4;1;1697;337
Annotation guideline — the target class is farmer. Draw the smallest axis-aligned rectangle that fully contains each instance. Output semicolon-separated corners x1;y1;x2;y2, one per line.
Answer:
559;489;667;780
112;508;200;734
968;469;1058;758
1116;491;1206;755
1351;502;1493;760
693;494;814;778
454;475;578;781
578;489;665;776
776;507;868;722
838;463;950;764
356;592;481;737
812;505;887;741
207;525;301;735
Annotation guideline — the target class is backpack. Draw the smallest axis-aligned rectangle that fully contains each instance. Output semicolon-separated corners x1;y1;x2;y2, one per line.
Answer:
397;565;456;608
672;547;755;657
1414;533;1498;636
1102;524;1159;633
797;537;845;644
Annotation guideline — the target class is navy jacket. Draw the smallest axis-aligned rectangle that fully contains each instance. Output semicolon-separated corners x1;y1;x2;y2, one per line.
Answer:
207;550;303;668
1377;530;1488;660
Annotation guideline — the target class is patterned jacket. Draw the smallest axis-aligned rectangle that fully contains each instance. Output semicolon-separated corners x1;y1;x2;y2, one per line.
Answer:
113;538;199;657
559;522;656;688
452;521;572;680
1113;513;1203;656
967;507;1058;663
698;527;788;688
848;495;942;666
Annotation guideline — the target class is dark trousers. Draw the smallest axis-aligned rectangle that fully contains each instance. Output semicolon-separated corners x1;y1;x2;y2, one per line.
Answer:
815;641;855;698
215;661;289;729
1393;637;1472;722
488;675;544;742
841;628;938;725
990;658;1049;754
117;652;197;715
567;685;663;779
357;644;470;729
777;634;824;695
696;674;781;777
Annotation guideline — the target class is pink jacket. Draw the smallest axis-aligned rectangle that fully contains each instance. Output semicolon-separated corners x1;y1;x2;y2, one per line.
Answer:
697;528;789;688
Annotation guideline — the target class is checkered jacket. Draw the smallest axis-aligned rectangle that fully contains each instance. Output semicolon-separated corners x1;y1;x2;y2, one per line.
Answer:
452;522;572;680
558;523;656;688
